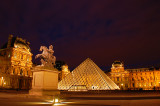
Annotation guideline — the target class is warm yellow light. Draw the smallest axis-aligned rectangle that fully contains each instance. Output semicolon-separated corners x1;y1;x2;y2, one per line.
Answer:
121;83;123;86
4;82;6;85
64;68;68;72
1;77;3;80
55;98;59;103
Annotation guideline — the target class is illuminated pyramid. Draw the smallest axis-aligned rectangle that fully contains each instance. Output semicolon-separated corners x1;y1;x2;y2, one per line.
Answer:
58;58;120;91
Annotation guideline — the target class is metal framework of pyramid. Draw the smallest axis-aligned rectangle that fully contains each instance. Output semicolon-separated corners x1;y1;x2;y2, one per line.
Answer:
58;58;119;91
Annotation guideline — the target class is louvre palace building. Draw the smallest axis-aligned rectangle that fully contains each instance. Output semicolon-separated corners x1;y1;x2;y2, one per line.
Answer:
109;61;160;90
0;35;32;90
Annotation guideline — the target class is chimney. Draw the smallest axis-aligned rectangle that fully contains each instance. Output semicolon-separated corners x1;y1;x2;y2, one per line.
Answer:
7;34;13;48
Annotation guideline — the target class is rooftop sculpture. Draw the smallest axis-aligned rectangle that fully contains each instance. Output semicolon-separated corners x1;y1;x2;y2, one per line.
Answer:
35;45;56;68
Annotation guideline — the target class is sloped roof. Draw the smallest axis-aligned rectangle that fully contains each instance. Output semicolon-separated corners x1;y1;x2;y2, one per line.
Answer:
58;58;119;91
1;36;31;51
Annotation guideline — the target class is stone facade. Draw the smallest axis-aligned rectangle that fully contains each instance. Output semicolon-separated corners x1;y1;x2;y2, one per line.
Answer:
0;35;32;90
127;68;160;90
110;61;130;90
110;61;160;90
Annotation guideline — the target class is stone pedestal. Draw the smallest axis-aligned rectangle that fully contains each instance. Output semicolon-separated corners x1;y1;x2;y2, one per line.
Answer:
29;66;60;96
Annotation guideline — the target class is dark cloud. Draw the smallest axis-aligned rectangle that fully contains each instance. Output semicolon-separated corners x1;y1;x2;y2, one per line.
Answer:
0;0;160;70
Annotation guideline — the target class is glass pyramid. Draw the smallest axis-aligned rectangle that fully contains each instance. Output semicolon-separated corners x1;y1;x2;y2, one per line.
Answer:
58;58;120;91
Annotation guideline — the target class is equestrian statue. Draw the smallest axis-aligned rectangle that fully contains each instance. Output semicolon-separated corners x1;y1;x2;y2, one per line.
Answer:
35;45;56;67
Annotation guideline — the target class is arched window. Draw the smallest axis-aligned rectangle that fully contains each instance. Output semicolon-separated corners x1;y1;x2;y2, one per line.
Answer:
27;56;29;61
14;53;17;58
117;77;119;81
132;83;134;87
13;68;15;75
21;54;23;59
20;69;23;76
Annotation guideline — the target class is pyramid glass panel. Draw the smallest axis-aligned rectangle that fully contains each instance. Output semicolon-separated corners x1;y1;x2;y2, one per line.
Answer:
58;58;120;91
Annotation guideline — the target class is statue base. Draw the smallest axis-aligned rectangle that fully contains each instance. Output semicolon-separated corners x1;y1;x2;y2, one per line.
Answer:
29;66;60;97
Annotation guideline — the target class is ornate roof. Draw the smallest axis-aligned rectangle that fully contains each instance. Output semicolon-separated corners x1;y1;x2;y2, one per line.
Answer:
112;60;123;67
1;35;31;51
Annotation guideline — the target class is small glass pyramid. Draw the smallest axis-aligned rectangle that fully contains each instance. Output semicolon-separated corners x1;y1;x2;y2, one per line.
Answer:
58;58;120;91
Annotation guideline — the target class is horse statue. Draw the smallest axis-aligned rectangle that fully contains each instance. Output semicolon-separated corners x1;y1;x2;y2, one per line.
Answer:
35;45;56;67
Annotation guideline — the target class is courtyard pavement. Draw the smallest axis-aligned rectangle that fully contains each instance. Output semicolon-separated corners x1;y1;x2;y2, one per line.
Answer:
1;92;160;106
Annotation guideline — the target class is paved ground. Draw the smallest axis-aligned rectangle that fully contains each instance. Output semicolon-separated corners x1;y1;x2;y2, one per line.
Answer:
58;99;160;106
0;92;54;106
1;92;160;106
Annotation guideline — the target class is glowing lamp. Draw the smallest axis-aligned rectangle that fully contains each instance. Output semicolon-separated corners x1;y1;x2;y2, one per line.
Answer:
55;98;59;103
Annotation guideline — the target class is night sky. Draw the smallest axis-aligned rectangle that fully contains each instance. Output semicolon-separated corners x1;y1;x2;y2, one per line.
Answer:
0;0;160;71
